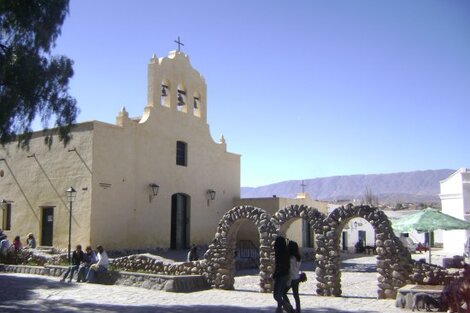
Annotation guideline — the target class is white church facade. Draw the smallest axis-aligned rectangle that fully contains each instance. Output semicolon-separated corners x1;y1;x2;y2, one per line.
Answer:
0;50;240;251
440;168;470;254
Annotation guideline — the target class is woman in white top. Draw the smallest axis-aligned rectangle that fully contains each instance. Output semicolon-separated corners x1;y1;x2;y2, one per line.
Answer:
287;240;302;313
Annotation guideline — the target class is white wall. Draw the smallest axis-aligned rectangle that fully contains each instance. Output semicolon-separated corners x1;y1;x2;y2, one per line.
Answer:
440;168;470;254
339;217;376;252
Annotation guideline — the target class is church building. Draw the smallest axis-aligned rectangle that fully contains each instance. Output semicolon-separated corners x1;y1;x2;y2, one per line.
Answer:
0;50;240;250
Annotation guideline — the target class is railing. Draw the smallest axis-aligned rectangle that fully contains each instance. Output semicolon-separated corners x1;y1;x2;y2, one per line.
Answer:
237;240;260;268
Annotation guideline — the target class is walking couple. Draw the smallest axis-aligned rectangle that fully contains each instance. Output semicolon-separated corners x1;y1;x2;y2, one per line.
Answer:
273;236;306;313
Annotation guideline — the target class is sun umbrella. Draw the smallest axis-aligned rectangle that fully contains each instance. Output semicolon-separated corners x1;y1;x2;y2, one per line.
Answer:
392;207;470;263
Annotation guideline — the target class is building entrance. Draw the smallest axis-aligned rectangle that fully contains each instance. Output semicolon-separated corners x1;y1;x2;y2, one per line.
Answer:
41;207;54;246
171;193;190;249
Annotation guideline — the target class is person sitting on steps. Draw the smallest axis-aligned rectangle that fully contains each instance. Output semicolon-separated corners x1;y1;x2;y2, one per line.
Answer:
61;244;84;282
26;233;36;249
77;245;97;282
86;245;109;283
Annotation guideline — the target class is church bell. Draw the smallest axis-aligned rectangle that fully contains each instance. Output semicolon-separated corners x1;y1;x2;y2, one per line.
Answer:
161;85;168;97
177;93;185;106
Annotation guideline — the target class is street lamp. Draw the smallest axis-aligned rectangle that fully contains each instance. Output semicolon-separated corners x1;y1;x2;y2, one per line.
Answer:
66;187;77;263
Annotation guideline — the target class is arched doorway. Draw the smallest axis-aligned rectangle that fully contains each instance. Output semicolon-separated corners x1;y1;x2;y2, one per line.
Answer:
235;219;261;272
171;193;190;249
204;205;277;292
273;205;326;295
317;205;413;299
338;217;378;299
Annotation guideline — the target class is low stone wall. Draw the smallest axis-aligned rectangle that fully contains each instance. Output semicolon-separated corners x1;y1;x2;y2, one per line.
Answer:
0;263;210;292
410;260;459;285
0;248;67;266
0;264;67;277
114;272;209;292
110;254;216;291
110;253;206;276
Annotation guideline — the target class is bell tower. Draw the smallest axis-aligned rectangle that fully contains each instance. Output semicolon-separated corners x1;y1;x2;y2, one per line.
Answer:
146;50;207;123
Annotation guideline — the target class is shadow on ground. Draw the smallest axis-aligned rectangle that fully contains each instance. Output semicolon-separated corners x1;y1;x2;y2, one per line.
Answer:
0;263;388;313
0;274;390;313
341;262;377;272
0;274;75;303
0;299;392;313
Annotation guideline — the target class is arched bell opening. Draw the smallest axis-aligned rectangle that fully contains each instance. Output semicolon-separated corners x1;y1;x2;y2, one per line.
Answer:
192;92;201;118
160;80;170;107
176;83;187;113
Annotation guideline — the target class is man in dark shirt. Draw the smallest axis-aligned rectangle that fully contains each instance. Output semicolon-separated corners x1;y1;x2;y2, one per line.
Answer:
61;244;84;282
273;236;293;313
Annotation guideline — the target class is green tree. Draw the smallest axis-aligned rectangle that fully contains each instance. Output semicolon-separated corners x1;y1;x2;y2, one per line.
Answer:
0;0;78;146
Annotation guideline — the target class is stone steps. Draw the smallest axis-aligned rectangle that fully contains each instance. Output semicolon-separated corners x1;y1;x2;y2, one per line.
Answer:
35;246;55;254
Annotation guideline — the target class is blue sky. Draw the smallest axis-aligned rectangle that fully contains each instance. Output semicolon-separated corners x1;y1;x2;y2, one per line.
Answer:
51;0;470;187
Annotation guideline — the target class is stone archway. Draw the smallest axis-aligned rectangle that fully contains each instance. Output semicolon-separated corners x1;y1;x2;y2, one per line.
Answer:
316;204;413;299
272;205;327;296
203;205;278;292
110;203;452;298
272;204;326;237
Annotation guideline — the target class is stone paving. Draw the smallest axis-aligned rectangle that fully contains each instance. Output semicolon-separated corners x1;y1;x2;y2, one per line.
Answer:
0;254;411;313
0;272;404;313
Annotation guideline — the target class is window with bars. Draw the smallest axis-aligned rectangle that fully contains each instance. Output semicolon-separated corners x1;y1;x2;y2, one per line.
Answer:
176;141;187;166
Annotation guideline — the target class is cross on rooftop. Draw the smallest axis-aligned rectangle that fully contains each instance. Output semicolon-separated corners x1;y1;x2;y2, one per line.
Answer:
174;36;184;52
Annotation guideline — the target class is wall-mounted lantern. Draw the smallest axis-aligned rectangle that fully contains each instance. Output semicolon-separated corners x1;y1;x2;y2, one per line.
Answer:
149;183;159;202
206;189;216;206
207;189;216;200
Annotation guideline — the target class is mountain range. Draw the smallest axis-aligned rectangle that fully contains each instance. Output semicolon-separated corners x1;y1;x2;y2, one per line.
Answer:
241;169;455;205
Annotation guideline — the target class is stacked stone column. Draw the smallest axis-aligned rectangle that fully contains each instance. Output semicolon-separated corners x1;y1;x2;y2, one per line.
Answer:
373;211;413;299
315;217;342;296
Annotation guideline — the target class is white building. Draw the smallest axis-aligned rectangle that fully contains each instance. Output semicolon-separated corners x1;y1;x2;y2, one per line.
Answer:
440;168;470;254
326;204;376;251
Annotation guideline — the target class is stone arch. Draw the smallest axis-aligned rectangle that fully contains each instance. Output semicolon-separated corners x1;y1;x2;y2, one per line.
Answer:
203;205;277;292
317;204;413;299
273;204;326;236
272;205;326;294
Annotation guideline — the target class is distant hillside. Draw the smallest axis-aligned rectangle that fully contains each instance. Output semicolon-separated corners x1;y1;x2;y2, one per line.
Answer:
241;169;455;204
